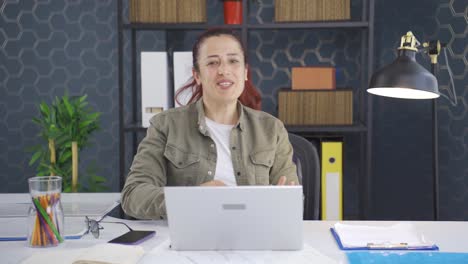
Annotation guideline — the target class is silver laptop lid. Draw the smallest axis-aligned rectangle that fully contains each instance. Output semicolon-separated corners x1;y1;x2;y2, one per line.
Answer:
165;186;303;251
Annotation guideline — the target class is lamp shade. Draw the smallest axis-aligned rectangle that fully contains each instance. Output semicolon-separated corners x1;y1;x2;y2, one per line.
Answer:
367;50;439;99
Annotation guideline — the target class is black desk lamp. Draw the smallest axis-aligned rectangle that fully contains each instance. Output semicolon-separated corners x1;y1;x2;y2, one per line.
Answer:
367;31;456;220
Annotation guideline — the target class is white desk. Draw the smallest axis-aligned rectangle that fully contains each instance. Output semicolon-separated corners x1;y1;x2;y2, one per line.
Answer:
2;219;468;264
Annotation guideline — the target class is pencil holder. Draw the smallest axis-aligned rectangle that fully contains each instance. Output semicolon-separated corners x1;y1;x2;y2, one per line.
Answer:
27;176;64;247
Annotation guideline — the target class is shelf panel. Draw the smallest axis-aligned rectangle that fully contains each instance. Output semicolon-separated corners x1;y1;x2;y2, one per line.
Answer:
124;124;147;132
248;21;369;29
123;23;242;30
123;21;368;30
286;123;367;134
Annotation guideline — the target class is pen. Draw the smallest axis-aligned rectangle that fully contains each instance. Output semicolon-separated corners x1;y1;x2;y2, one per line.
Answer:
367;242;409;249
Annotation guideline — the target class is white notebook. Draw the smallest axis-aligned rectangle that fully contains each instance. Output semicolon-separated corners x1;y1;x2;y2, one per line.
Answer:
21;243;145;264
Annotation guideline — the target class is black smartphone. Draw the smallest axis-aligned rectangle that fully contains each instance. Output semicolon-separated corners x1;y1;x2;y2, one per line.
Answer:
108;230;156;245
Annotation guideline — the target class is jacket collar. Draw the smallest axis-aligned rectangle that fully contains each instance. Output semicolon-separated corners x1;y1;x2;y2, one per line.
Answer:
195;98;245;135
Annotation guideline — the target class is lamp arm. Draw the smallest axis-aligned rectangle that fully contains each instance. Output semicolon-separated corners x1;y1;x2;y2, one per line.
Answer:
434;47;457;106
440;47;457;107
420;42;457;106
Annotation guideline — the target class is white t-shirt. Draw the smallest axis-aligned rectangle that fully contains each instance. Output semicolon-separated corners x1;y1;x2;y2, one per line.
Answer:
205;117;237;186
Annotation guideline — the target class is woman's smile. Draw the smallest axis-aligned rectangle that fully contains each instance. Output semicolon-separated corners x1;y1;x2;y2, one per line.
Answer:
216;78;235;90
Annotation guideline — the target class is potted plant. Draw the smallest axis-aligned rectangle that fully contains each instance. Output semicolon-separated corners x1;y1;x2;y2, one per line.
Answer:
29;94;105;192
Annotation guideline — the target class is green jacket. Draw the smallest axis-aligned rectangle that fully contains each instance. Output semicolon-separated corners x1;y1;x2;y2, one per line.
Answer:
121;99;298;219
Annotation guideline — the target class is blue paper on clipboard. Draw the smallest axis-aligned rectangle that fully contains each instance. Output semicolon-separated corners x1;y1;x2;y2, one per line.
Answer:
347;251;468;264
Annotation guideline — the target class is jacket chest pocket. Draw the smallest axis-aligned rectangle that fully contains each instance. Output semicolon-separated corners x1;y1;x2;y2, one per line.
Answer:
250;149;275;185
164;144;200;186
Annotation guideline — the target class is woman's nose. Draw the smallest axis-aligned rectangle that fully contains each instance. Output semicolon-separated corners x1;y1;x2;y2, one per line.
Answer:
217;62;229;75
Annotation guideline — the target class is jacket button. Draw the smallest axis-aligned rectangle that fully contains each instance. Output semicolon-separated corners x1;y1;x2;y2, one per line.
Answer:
232;146;236;150
237;172;241;176
178;162;182;165
208;171;212;175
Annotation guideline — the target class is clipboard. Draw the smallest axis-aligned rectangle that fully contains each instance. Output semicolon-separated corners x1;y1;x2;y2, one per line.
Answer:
330;228;439;251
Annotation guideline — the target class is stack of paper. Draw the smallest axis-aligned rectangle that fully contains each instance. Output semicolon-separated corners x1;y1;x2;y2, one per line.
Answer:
331;223;438;250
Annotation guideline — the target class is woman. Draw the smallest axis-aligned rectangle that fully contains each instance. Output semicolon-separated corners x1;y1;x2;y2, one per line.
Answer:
121;28;298;220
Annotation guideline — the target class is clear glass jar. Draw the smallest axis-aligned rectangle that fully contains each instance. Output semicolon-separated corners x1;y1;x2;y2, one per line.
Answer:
27;176;64;247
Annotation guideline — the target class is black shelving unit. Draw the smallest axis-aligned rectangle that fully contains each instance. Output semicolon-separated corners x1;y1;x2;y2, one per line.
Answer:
118;0;374;219
123;21;368;30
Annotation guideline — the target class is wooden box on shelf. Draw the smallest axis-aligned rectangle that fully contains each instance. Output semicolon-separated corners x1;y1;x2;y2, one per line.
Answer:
129;0;206;23
275;0;350;22
292;67;336;90
278;88;353;125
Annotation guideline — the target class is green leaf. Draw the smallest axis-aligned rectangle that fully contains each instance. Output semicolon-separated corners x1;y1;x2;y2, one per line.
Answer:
29;151;42;166
58;151;72;163
63;186;72;193
32;117;41;124
88;112;100;121
79;94;88;103
91;175;106;182
80;101;89;108
39;102;50;116
78;119;95;129
62;96;74;117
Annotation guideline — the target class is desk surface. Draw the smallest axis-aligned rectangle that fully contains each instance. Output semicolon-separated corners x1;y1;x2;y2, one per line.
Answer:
0;193;121;217
2;218;468;264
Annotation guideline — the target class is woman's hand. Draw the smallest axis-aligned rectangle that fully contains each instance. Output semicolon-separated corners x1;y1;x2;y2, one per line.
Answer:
200;180;227;186
276;176;296;185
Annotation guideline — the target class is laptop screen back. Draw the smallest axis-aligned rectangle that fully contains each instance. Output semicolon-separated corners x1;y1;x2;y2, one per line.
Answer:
164;186;303;250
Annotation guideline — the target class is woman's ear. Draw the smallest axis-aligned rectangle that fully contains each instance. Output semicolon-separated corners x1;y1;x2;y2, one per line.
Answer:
192;68;201;85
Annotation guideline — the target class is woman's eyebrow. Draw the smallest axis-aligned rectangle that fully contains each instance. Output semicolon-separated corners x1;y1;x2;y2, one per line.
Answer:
205;53;240;59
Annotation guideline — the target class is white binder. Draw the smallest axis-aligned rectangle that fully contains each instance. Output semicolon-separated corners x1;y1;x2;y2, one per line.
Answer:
140;52;168;128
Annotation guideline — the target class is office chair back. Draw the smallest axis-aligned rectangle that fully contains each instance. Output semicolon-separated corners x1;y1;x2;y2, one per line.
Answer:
288;133;320;220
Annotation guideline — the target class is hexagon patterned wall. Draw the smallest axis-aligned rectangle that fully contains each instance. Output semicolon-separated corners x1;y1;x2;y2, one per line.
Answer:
372;0;467;220
1;0;119;192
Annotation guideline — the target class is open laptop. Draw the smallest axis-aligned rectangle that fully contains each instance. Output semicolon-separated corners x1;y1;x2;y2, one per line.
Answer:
164;186;303;250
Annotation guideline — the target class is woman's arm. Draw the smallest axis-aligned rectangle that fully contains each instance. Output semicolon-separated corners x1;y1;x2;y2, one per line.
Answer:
121;118;168;219
269;121;299;185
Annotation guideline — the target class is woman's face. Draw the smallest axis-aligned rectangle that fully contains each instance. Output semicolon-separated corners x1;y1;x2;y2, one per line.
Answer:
193;35;248;106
